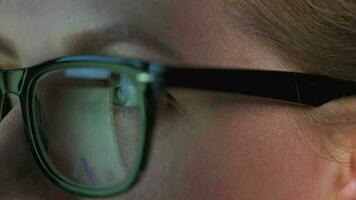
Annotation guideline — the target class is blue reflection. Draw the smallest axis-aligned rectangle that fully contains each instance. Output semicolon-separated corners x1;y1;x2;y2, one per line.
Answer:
65;68;111;80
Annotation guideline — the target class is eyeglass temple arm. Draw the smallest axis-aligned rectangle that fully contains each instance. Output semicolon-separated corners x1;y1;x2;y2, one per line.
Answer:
164;68;356;107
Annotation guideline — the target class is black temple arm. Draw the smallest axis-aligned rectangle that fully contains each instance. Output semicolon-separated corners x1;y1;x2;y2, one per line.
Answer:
165;68;356;106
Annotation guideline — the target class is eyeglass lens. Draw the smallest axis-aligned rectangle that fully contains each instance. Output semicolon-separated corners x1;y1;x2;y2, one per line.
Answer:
33;67;141;188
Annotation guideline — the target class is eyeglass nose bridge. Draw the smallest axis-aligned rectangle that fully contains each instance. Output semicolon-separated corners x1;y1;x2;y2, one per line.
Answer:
0;69;27;120
0;69;27;96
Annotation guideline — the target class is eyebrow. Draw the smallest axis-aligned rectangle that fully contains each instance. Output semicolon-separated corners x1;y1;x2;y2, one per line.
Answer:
0;23;180;67
63;23;180;60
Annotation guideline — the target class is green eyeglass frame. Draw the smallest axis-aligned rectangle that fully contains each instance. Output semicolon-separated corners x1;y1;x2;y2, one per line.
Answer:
0;54;355;197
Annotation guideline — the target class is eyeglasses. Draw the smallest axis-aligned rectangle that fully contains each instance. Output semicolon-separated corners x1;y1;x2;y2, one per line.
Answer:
0;55;355;197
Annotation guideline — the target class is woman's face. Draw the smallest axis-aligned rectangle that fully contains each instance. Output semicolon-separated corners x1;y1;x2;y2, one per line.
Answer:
0;0;346;200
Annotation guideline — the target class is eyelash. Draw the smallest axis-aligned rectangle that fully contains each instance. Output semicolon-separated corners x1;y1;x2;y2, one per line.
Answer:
159;90;186;115
163;91;177;104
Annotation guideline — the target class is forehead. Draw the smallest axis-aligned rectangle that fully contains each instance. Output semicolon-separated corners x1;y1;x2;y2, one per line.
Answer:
0;0;175;63
0;0;290;71
0;0;180;36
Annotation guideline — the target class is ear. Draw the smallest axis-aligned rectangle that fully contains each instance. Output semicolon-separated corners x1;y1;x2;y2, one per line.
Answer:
337;151;356;200
322;97;356;200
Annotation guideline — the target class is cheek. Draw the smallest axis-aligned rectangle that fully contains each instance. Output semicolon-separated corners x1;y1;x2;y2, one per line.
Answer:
184;102;335;199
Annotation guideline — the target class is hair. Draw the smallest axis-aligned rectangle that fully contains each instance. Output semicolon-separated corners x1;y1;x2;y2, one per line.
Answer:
226;0;356;81
225;0;356;161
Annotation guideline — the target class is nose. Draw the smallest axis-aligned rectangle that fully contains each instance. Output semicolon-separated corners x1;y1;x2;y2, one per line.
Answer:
0;105;34;197
0;106;78;199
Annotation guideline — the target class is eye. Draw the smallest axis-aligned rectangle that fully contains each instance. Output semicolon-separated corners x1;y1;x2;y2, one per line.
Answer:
112;75;138;118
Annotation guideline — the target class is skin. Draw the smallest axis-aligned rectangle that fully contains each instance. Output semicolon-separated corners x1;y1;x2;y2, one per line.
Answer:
0;0;355;200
